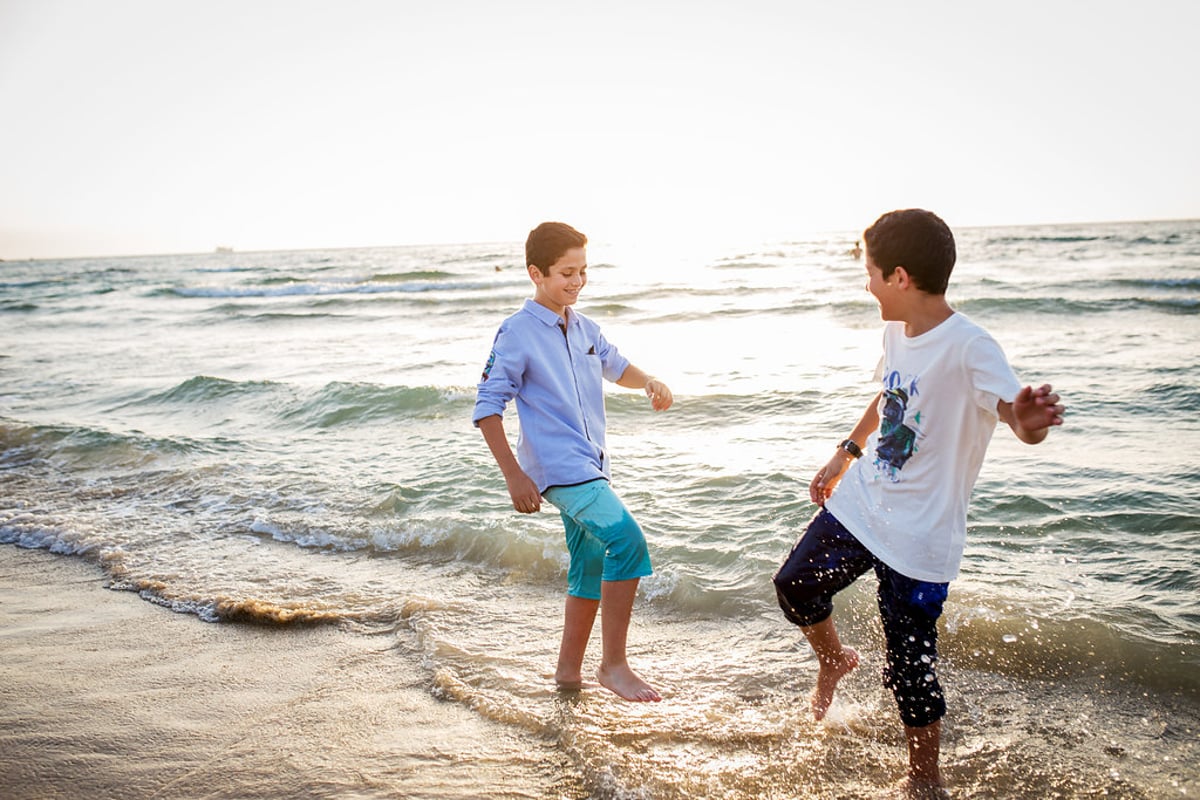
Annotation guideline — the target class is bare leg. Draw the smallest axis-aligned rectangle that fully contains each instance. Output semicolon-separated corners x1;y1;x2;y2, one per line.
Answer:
555;594;598;688
903;720;943;794
799;616;859;720
596;578;661;702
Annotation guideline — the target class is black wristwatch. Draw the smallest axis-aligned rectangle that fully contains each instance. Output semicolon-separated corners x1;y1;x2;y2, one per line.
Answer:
838;439;863;459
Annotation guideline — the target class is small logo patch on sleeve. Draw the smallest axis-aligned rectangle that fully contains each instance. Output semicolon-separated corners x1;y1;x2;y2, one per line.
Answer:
481;351;496;381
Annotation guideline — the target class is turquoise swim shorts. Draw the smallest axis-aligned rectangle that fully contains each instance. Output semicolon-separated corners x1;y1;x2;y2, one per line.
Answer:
542;479;653;600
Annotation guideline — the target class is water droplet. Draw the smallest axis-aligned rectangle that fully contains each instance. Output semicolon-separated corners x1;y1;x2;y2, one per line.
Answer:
1002;634;1018;644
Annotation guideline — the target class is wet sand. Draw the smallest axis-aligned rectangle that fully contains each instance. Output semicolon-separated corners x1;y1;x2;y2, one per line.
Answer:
0;546;578;800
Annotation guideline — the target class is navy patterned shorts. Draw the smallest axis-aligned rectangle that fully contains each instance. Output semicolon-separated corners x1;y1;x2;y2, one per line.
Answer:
773;508;949;727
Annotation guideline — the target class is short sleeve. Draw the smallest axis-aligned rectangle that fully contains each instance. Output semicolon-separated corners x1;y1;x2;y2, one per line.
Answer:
964;334;1021;416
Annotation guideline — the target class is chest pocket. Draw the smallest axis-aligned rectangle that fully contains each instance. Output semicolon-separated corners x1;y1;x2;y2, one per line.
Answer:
576;335;604;393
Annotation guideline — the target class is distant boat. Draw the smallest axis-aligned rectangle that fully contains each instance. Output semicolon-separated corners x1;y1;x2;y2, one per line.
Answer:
215;246;233;254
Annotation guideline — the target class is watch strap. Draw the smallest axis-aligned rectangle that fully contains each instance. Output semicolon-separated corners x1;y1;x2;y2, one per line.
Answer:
839;438;863;459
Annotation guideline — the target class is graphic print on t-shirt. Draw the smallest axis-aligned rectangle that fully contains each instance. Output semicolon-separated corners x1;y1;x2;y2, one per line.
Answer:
875;370;921;481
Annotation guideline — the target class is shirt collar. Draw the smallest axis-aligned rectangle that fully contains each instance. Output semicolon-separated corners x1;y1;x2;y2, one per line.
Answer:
522;298;574;329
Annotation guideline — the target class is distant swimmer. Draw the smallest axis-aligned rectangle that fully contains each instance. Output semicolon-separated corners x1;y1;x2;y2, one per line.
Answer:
848;240;863;259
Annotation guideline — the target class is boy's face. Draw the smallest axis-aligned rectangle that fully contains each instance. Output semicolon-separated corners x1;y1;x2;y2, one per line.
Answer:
529;246;587;316
865;249;901;320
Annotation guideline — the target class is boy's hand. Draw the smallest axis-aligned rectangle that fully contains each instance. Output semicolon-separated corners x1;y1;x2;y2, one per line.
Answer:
644;378;673;411
1006;384;1065;444
505;470;542;514
810;451;854;506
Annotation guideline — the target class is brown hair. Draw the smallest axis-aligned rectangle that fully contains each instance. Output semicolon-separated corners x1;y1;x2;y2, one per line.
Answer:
525;222;587;275
863;209;956;295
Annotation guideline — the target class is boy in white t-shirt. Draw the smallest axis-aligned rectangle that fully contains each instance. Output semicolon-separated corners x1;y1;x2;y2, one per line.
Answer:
773;209;1064;796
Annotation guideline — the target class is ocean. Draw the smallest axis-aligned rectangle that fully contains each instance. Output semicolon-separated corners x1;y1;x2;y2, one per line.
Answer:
2;219;1197;798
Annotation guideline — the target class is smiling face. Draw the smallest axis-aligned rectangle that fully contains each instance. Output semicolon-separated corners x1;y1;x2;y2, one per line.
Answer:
864;249;900;321
530;246;587;317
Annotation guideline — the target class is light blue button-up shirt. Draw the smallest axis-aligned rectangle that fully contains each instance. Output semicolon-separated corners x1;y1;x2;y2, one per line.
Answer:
473;299;630;492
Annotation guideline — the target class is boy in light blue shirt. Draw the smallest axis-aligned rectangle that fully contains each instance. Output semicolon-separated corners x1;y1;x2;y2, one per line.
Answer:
474;221;673;702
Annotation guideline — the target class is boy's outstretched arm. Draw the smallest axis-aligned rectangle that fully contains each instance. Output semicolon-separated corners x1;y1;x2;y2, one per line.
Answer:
477;414;542;514
616;365;673;411
810;392;881;505
998;384;1065;445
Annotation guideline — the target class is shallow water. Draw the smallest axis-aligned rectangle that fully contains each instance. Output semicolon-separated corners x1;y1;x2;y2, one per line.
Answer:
2;219;1198;797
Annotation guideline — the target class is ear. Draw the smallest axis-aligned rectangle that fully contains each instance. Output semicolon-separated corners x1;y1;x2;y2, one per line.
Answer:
527;264;543;284
891;265;912;288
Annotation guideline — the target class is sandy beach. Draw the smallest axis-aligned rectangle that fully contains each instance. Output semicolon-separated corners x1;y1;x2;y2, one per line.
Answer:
0;546;579;800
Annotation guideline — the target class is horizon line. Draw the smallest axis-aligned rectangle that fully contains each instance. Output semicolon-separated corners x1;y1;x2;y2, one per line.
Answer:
3;215;1198;263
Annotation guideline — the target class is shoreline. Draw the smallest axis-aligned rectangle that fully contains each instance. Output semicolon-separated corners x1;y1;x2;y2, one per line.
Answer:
0;545;578;800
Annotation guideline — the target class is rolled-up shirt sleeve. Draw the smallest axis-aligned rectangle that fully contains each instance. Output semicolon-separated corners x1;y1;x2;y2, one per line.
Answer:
473;322;521;425
596;330;630;383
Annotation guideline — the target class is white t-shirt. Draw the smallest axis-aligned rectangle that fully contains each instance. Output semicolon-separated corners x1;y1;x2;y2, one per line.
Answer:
825;313;1022;582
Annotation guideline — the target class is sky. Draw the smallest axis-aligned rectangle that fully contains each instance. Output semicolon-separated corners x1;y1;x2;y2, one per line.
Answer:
1;0;1197;259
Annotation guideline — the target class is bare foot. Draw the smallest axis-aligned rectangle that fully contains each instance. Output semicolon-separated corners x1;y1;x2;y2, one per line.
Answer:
812;646;858;720
597;663;662;702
